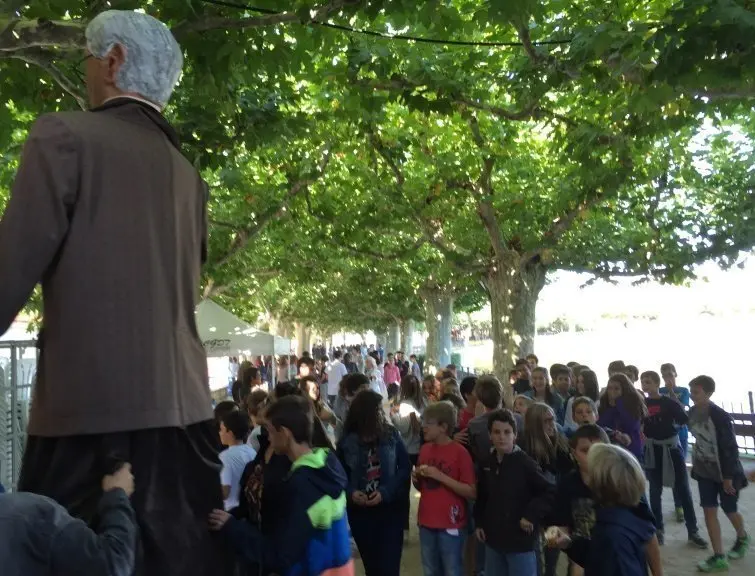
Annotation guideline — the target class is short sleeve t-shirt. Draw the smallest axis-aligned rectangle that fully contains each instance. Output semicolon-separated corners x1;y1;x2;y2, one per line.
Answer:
364;446;382;494
417;441;476;530
220;444;257;511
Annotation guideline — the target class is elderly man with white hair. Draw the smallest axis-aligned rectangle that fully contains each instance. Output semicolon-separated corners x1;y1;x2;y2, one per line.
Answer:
0;11;227;576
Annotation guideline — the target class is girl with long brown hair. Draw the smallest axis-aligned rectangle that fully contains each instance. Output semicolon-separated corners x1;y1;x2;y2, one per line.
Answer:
598;373;647;461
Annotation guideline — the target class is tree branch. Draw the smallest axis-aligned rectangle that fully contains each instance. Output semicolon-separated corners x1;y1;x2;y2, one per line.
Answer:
3;48;86;109
467;115;508;261
0;1;352;52
210;149;331;270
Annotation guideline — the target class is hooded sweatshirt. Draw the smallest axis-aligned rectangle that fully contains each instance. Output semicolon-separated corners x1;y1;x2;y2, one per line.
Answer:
585;506;655;576
225;448;354;576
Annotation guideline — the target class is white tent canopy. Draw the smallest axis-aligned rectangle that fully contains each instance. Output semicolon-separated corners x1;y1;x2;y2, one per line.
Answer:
195;299;291;357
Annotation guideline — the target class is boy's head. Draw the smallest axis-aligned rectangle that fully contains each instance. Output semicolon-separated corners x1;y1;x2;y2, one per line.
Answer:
473;375;503;411
387;353;395;364
552;366;571;394
570;423;610;472
487;409;517;454
572;396;598;425
513;394;532;415
515;358;531;380
607;360;625;377
220;410;251;447
526;353;539;370
446;363;457;377
297;356;315;377
214;400;239;429
265;395;313;455
459;376;478;406
549;363;566;381
421;400;457;442
660;363;677;387
689;375;715;405
587;443;646;507
410;354;417;362
625;364;639;383
341;372;370;398
640;371;661;395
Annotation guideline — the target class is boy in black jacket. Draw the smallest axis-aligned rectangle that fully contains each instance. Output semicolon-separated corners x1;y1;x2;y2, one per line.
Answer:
688;375;750;572
474;409;554;576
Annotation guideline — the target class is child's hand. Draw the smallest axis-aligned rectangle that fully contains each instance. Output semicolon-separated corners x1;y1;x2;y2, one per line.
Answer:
366;491;383;506
352;490;369;505
723;479;736;495
420;466;442;481
411;467;420;485
616;432;632;447
475;528;486;543
454;429;469;445
519;518;534;534
208;509;232;531
102;463;135;497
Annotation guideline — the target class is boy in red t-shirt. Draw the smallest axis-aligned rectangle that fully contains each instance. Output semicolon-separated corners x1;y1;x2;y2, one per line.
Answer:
414;400;476;576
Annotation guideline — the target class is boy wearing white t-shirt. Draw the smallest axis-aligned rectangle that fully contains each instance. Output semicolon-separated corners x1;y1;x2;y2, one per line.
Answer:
219;411;256;512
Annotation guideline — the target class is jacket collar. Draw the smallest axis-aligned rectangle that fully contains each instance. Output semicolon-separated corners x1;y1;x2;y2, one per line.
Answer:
90;97;180;150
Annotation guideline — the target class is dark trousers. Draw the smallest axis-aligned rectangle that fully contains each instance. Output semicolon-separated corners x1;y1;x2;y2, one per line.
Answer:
18;421;233;576
646;444;698;535
349;504;404;576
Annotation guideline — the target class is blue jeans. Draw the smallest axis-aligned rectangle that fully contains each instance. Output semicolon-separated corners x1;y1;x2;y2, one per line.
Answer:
420;527;464;576
484;547;537;576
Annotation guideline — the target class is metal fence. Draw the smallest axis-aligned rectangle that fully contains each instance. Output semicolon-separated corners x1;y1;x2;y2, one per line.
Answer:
0;340;36;492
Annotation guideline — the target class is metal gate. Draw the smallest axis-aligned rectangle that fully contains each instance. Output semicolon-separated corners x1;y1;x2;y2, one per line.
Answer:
0;340;36;492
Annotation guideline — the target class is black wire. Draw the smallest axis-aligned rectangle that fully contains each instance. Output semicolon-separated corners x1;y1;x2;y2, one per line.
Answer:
198;0;573;48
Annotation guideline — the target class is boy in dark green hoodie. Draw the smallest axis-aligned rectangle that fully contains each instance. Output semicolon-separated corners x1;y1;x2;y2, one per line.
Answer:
210;396;354;576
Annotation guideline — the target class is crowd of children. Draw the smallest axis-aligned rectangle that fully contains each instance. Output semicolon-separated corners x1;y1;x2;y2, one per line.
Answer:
2;353;754;576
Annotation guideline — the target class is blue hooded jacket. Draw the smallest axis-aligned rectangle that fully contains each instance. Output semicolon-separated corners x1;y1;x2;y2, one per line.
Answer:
224;448;353;576
585;506;655;576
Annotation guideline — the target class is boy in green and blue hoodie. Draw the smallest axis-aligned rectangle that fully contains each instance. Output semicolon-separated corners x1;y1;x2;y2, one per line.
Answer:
210;395;353;576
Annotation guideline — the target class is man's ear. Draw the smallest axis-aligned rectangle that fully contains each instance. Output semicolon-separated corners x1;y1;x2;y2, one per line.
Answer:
104;44;127;85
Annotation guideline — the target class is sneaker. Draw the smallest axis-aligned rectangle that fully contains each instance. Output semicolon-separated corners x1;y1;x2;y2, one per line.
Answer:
697;555;729;572
676;507;685;522
727;533;751;559
657;531;665;546
689;532;709;549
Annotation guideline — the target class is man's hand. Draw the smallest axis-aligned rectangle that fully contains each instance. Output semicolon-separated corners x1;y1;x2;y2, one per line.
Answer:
102;463;134;497
208;509;232;531
723;479;736;495
475;528;486;543
519;518;534;534
352;490;369;506
366;491;383;506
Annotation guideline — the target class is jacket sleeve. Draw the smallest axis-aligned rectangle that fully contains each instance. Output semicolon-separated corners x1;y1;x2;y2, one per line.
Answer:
712;405;745;483
378;431;411;503
523;457;556;524
0;115;79;334
473;458;487;527
50;489;137;576
667;397;689;426
200;180;209;265
336;438;358;497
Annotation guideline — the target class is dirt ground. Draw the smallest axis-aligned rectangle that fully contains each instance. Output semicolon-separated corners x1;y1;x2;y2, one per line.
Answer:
355;473;755;575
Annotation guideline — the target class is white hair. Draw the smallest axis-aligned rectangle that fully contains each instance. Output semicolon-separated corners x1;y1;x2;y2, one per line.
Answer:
85;10;183;108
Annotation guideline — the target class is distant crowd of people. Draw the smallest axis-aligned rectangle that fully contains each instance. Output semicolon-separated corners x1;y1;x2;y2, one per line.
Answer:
3;352;754;576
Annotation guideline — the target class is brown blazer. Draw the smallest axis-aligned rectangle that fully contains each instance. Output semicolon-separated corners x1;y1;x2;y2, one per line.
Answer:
0;98;213;436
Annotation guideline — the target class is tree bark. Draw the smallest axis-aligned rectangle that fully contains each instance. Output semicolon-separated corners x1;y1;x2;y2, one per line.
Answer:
422;289;454;375
400;319;415;354
486;256;547;405
386;322;401;355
